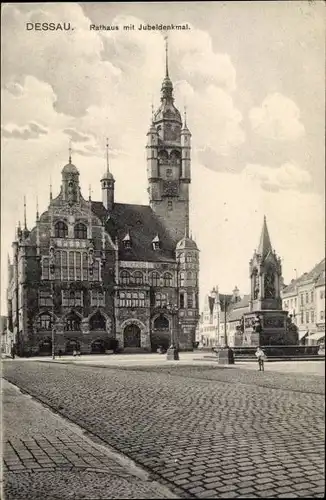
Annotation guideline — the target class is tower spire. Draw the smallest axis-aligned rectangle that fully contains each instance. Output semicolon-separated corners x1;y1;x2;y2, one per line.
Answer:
50;176;53;201
89;184;92;201
36;195;39;222
164;35;169;77
23;196;27;230
106;138;110;175
68;139;72;164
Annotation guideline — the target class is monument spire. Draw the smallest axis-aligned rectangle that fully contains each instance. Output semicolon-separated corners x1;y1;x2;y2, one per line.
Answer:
68;139;72;164
257;215;272;259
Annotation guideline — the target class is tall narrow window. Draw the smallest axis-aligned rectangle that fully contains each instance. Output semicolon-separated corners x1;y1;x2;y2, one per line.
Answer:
62;251;68;280
119;292;126;307
120;271;130;285
38;313;52;330
150;272;160;287
134;271;143;285
55;221;68;238
82;253;88;281
74;223;87;239
93;260;100;281
69;252;74;280
139;292;145;307
42;258;49;280
76;252;81;281
179;293;185;309
187;294;193;309
163;273;173;287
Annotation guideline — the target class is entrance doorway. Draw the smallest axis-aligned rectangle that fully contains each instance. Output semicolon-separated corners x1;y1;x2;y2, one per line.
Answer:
123;324;141;348
39;337;52;356
65;339;81;354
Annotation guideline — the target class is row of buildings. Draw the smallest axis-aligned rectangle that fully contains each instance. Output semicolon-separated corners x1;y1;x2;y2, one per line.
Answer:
197;257;325;348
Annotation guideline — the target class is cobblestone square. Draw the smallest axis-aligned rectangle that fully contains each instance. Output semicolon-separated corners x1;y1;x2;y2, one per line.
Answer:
3;360;325;498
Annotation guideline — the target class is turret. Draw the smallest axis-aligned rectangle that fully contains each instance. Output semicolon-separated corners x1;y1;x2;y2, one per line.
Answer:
61;144;80;204
101;139;115;211
181;109;191;180
146;112;159;180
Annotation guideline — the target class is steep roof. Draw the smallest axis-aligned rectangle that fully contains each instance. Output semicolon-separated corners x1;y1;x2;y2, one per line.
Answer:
228;294;250;322
91;202;177;262
282;258;325;293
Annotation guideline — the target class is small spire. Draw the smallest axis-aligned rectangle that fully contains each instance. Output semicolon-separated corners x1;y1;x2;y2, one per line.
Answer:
50;176;53;201
184;105;187;126
164;35;169;77
36;196;39;222
23;196;27;229
89;184;92;201
106;138;110;175
68;139;72;164
151;102;154;122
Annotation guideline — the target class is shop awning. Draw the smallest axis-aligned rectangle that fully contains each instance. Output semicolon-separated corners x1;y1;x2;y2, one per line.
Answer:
308;331;325;342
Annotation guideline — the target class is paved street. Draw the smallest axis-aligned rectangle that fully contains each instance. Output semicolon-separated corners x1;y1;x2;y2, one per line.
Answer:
3;360;325;499
1;379;176;500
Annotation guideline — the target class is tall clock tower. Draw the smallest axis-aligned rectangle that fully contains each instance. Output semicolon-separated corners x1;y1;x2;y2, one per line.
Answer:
146;39;191;241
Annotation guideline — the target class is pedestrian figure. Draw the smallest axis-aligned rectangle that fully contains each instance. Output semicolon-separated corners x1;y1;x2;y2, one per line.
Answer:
58;349;62;358
11;346;15;359
77;350;81;357
255;346;266;371
73;349;77;358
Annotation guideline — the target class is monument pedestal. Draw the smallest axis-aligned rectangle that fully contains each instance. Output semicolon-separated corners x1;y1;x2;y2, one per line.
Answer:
243;310;288;346
217;347;235;365
166;346;180;360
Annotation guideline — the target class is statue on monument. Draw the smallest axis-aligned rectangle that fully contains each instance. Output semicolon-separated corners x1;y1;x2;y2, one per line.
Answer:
264;269;275;298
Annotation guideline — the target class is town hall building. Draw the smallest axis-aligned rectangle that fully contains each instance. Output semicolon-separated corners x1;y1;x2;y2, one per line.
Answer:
6;44;200;356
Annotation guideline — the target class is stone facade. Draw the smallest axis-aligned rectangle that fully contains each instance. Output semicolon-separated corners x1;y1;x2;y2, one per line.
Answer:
6;48;200;356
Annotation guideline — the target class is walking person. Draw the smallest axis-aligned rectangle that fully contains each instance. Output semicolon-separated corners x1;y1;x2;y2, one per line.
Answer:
255;346;266;372
73;349;77;358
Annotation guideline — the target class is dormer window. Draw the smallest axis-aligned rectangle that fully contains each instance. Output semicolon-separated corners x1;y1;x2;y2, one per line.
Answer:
122;231;132;249
152;234;160;250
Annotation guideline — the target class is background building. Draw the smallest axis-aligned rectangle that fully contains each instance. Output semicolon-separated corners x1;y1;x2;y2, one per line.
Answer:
282;259;325;345
196;287;240;347
6;46;200;356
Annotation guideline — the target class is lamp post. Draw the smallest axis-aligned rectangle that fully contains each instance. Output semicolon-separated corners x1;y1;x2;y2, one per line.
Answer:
166;302;179;360
51;282;55;359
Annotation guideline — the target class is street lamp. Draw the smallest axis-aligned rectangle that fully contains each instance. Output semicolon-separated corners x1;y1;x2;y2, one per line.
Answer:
51;282;55;360
165;302;179;361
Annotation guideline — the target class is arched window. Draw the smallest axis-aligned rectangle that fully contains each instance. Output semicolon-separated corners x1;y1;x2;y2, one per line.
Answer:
65;312;81;331
133;271;143;285
93;260;100;281
74;223;87;239
154;315;169;330
187;271;192;280
38;313;52;331
55;221;68;238
90;311;106;331
120;270;130;285
163;272;173;287
150;272;160;287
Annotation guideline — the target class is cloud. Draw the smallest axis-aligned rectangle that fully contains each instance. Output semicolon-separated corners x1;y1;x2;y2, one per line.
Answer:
249;93;305;141
169;26;236;92
63;128;92;143
243;162;311;192
1;122;48;140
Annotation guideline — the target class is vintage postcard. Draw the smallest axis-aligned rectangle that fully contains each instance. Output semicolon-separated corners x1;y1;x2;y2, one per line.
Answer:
1;2;325;499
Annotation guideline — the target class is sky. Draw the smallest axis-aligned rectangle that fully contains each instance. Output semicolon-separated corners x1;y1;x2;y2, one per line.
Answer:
1;1;325;313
